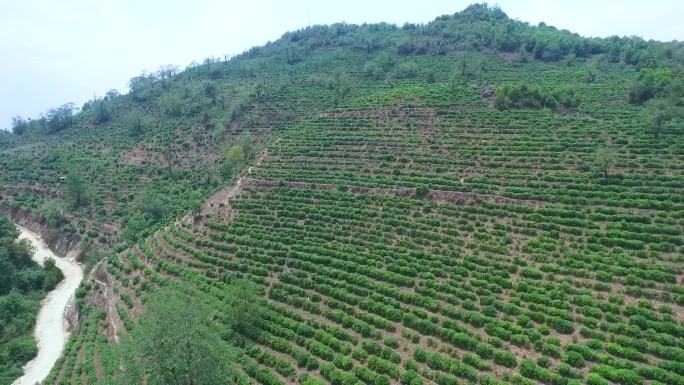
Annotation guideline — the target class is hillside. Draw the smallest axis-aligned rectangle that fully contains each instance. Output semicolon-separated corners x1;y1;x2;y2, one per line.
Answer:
2;4;684;385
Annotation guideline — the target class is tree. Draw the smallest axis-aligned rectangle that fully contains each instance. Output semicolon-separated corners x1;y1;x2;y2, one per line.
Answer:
238;132;254;161
125;110;148;138
94;99;112;124
117;289;238;385
363;61;385;80
122;214;147;243
44;103;76;133
156;64;179;89
458;54;468;77
517;46;529;63
202;81;218;102
225;144;245;167
104;89;120;100
277;73;291;93
449;68;463;92
88;98;112;124
327;70;352;106
586;68;597;83
0;256;17;294
223;279;263;332
11;116;29;135
652;104;672;140
139;191;169;224
595;146;615;179
494;82;577;111
65;171;88;208
129;72;156;101
39;199;68;227
163;143;175;174
649;99;678;139
363;47;397;80
159;92;183;116
629;67;682;105
285;44;301;64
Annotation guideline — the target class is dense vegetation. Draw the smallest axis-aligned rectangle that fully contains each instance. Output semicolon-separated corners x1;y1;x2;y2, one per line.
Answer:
493;83;577;111
116;281;261;385
1;3;683;385
0;214;63;385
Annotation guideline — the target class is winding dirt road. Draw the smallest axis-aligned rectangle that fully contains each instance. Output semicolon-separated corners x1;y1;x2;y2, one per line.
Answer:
12;226;83;385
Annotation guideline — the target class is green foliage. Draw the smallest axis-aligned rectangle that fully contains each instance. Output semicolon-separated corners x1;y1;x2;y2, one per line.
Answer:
326;70;352;106
124;110;149;137
65;170;89;208
594;146;616;179
122;214;147;244
648;98;683;139
10;116;28;136
0;214;63;296
86;97;113;124
494;82;577;111
3;5;684;385
44;103;76;133
138;190;170;224
363;48;396;80
629;67;683;105
38;199;68;228
223;279;264;332
117;289;239;385
129;72;158;101
226;144;246;166
394;62;419;79
158;92;183;116
279;4;683;66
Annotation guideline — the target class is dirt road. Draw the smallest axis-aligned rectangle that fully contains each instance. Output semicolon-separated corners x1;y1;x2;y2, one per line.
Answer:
12;226;83;385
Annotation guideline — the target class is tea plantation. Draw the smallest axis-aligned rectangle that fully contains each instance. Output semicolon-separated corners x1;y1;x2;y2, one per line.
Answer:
2;4;683;385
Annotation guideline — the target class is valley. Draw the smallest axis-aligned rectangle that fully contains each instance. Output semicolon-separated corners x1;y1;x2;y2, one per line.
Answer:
12;227;83;385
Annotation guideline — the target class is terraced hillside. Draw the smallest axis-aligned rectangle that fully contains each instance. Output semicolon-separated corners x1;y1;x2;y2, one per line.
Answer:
53;57;684;385
57;101;684;385
4;4;684;385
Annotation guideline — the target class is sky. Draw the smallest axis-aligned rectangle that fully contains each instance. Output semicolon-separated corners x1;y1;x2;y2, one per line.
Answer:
1;0;682;130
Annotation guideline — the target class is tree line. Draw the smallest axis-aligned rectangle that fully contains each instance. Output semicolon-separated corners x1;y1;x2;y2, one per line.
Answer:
266;4;683;68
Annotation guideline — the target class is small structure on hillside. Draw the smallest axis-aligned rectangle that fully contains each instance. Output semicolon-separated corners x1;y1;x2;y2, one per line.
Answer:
481;86;494;99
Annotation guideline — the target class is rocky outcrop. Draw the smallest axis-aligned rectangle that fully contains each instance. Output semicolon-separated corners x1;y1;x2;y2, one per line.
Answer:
0;205;81;257
64;295;80;331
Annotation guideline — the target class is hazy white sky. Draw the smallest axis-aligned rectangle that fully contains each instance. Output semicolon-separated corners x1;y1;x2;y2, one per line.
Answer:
1;0;682;130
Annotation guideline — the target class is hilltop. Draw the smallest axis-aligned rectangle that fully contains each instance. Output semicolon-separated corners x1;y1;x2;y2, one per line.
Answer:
1;4;683;385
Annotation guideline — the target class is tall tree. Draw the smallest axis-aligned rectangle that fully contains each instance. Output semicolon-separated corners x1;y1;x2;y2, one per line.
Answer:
225;144;245;167
91;98;112;124
125;110;148;138
458;54;467;77
650;99;677;139
238;132;254;161
223;279;263;332
117;289;238;385
595;146;616;179
163;143;175;174
10;116;28;135
44;103;76;133
65;171;88;208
